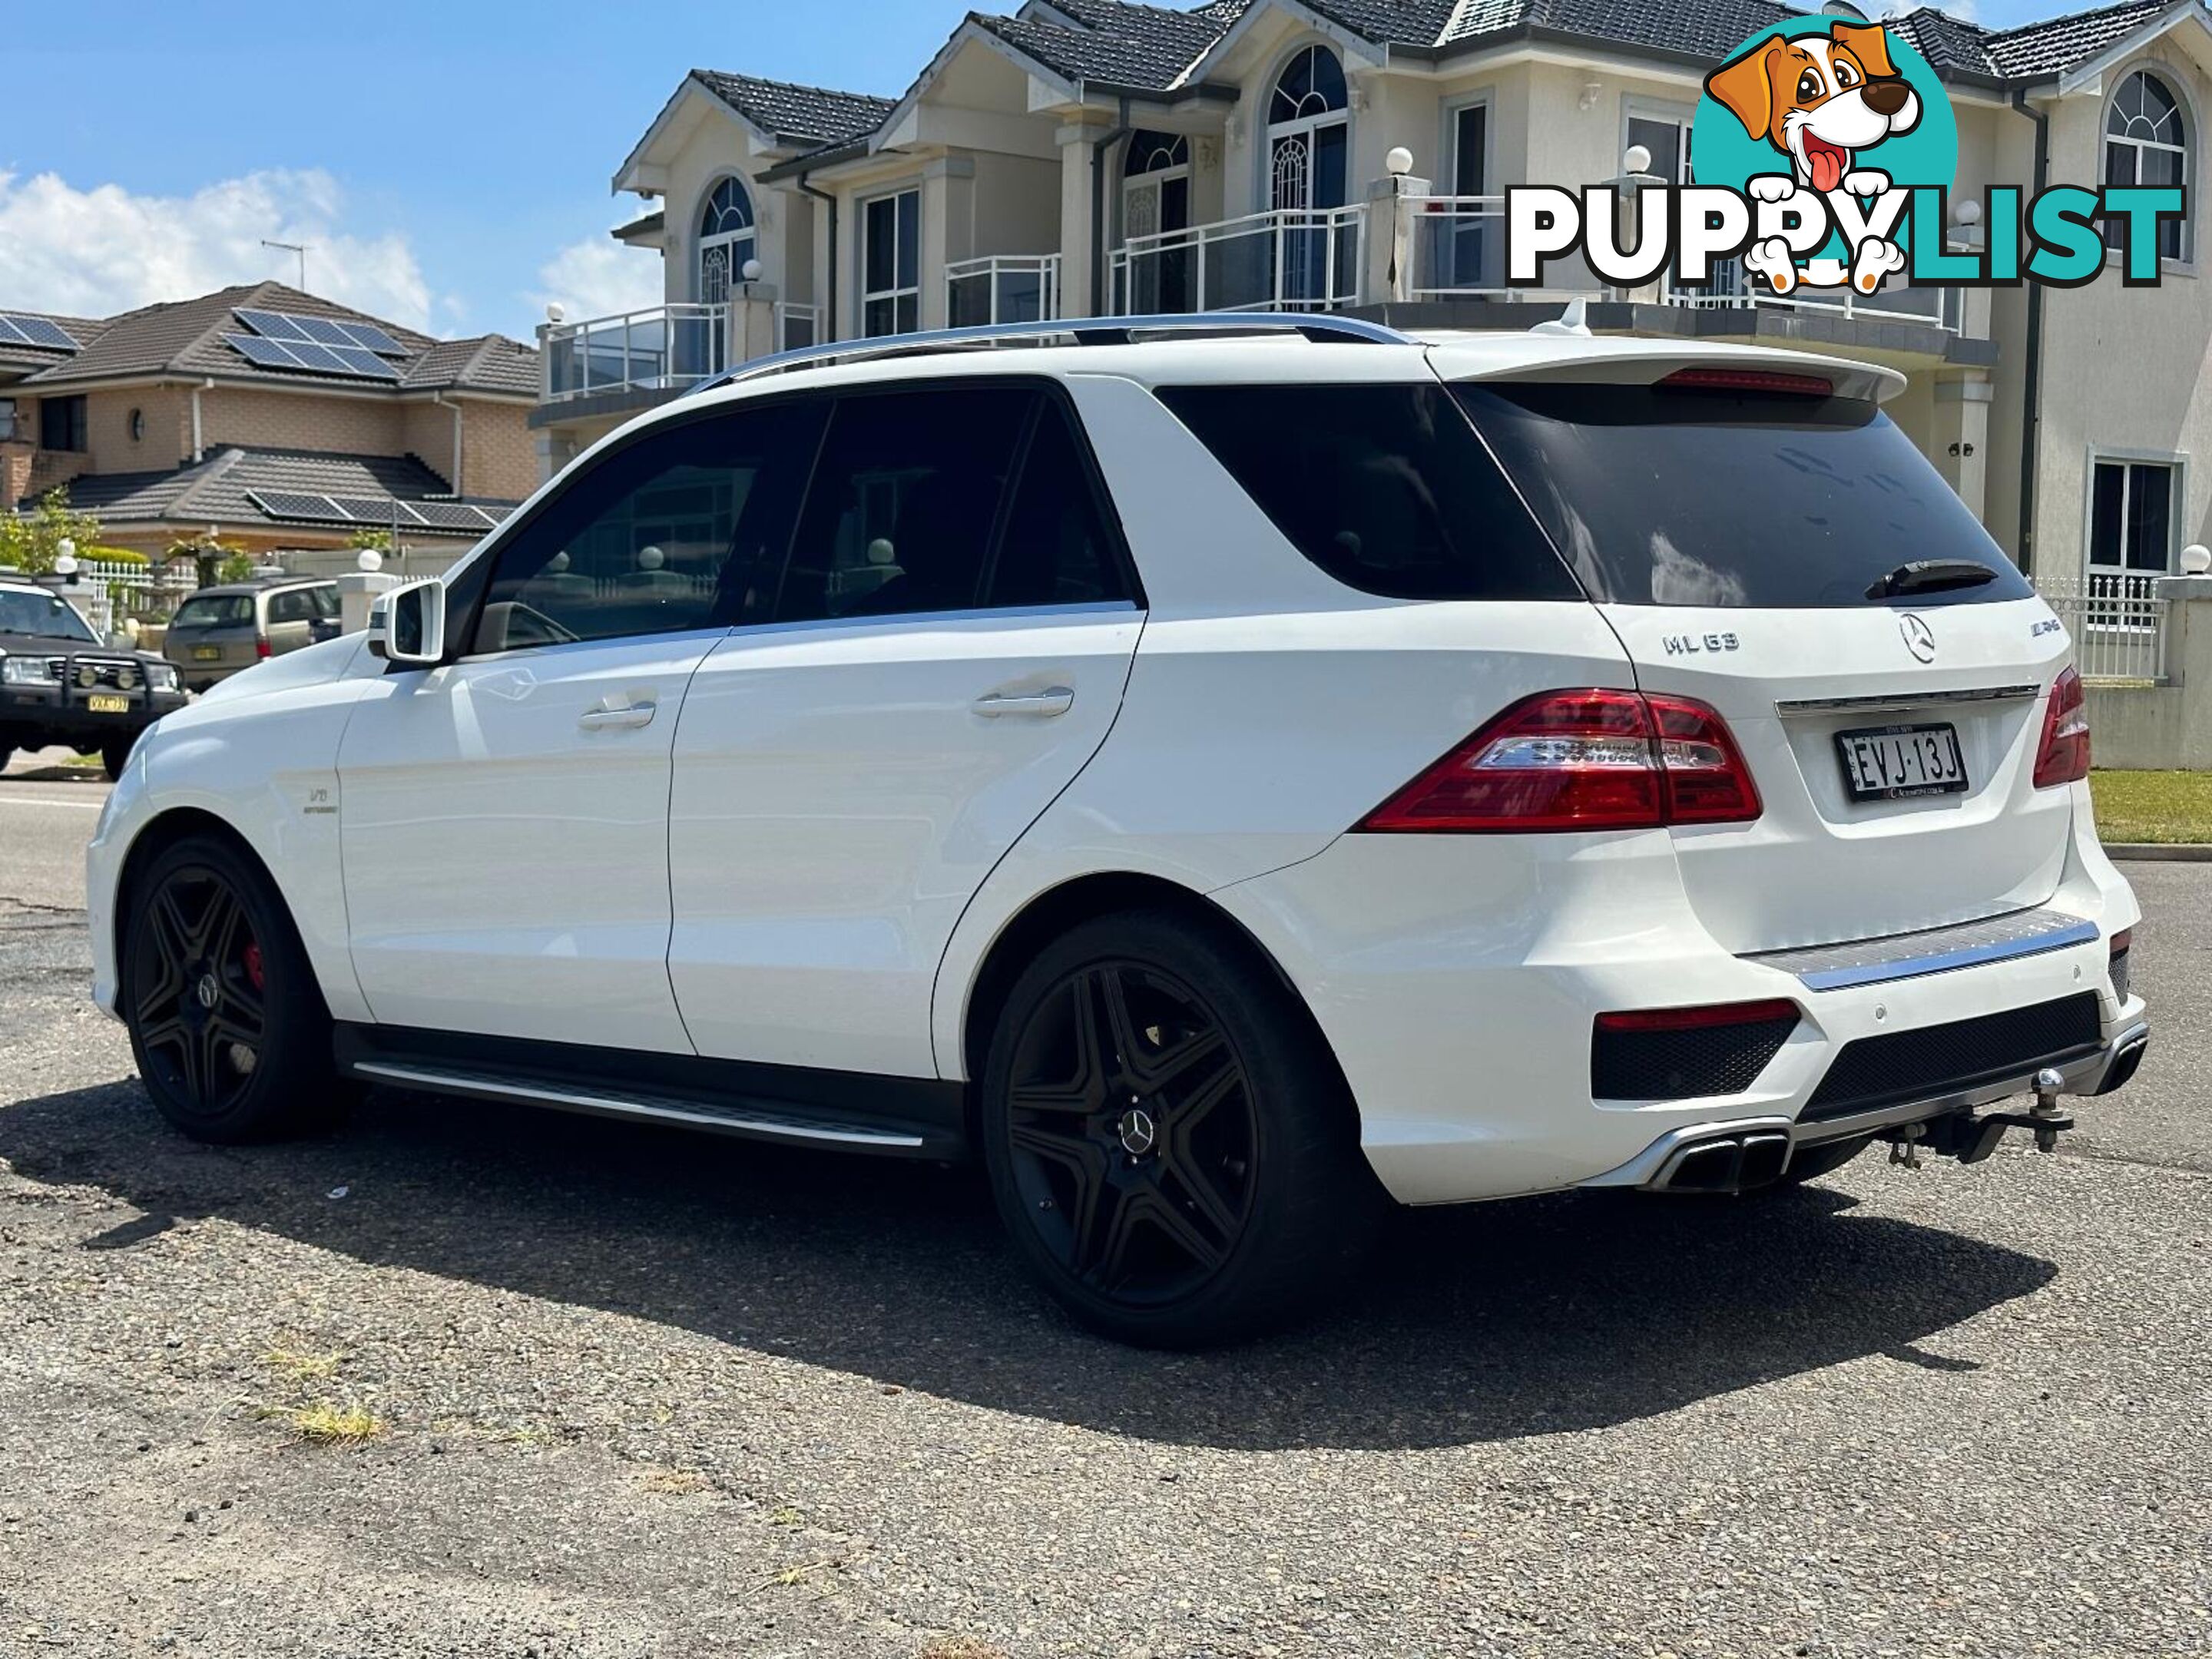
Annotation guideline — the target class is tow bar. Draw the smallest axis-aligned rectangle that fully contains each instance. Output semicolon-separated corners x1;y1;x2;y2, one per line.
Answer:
1886;1068;2077;1167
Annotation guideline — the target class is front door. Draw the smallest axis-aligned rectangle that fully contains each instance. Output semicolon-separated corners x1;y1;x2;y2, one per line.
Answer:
668;382;1143;1078
336;401;816;1051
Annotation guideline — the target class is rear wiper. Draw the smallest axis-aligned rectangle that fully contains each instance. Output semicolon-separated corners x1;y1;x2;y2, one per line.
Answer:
1866;558;2000;600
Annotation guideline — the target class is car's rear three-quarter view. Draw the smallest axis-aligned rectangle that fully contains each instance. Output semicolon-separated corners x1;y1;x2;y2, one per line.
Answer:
84;316;2148;1347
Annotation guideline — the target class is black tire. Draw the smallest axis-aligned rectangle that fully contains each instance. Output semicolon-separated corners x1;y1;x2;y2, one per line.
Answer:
979;908;1384;1348
101;731;139;781
121;833;349;1143
1780;1134;1873;1184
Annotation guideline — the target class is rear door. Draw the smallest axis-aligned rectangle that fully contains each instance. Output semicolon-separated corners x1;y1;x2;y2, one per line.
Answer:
1452;370;2072;953
667;382;1143;1078
165;592;257;680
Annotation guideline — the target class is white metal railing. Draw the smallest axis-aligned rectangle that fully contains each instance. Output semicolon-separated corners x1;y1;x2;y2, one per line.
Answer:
1111;205;1366;315
777;303;820;353
947;255;1061;329
65;558;197;643
541;303;729;402
2035;571;2171;683
1672;259;1965;331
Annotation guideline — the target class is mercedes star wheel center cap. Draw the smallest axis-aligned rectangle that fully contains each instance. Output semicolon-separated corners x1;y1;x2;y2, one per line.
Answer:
1117;1106;1157;1157
195;974;221;1012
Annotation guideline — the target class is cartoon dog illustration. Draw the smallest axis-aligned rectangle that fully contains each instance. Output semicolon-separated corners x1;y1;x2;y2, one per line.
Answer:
1705;22;1922;294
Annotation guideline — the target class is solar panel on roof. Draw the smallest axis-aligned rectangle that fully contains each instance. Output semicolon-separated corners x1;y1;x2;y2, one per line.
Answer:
235;308;314;343
409;501;497;532
224;333;307;369
247;491;353;525
0;313;78;350
282;341;350;374
337;321;408;356
327;496;410;524
292;315;359;347
329;346;401;380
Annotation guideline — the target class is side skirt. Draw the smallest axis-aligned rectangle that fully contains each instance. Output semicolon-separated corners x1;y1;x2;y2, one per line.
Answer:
332;1024;971;1161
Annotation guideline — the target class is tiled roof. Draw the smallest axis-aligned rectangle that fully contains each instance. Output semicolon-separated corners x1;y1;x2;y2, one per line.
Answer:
12;281;535;398
689;71;896;144
58;445;518;538
978;0;1233;89
1983;0;2175;76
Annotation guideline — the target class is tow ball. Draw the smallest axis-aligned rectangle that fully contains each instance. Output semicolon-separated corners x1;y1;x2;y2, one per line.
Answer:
1883;1069;2076;1168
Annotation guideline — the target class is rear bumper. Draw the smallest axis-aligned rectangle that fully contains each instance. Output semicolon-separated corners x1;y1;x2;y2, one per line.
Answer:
1582;1015;2149;1190
1209;800;2144;1206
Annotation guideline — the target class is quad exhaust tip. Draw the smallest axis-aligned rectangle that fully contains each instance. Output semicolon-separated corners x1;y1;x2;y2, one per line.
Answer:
1653;1131;1791;1194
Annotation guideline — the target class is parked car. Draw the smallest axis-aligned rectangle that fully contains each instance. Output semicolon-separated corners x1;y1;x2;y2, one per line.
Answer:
161;577;340;691
84;316;2149;1346
0;579;188;779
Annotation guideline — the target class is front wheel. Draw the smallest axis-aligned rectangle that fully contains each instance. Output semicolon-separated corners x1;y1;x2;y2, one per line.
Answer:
979;909;1382;1348
121;834;349;1143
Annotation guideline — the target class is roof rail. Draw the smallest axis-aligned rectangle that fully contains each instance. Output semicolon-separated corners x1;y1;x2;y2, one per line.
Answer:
687;311;1413;396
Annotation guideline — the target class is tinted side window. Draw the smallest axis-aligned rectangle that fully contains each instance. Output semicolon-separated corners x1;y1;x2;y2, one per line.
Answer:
472;405;818;653
986;402;1129;609
777;388;1031;624
1155;383;1581;602
268;589;314;624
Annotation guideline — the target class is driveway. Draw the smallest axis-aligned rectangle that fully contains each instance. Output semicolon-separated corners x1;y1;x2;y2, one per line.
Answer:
2;773;2206;1657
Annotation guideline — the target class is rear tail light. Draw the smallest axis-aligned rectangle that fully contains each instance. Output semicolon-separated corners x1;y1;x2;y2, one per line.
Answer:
1595;998;1801;1033
1357;688;1762;833
255;638;273;659
2032;666;2090;787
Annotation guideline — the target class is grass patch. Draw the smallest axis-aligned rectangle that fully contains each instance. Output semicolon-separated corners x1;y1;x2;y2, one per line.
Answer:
2091;769;2212;844
278;1401;386;1445
768;1503;805;1528
261;1346;345;1383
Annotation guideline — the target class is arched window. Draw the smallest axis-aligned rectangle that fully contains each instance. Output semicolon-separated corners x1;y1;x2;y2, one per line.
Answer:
1270;45;1348;126
697;177;757;305
2105;69;2188;261
1266;45;1349;216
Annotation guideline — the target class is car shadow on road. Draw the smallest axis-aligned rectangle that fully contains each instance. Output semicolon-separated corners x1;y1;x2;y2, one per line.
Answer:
0;1078;2058;1452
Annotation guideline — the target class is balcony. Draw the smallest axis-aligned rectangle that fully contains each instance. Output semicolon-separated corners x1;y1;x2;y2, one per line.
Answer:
1111;206;1365;316
947;255;1061;328
1406;196;1965;331
541;303;728;404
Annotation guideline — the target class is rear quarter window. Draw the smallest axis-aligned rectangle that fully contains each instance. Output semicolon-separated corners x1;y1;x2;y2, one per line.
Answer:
1154;383;1581;602
1452;382;2036;609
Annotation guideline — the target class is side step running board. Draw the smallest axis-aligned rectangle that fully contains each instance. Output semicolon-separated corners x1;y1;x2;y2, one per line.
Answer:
349;1061;930;1151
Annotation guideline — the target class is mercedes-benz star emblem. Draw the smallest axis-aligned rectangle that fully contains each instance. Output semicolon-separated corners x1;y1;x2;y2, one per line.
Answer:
1899;614;1937;664
195;974;221;1011
1116;1107;1157;1157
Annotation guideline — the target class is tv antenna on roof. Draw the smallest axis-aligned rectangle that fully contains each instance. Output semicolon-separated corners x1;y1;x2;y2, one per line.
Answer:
261;239;311;290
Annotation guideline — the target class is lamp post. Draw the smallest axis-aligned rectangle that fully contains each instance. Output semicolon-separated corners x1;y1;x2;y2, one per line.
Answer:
1606;143;1667;305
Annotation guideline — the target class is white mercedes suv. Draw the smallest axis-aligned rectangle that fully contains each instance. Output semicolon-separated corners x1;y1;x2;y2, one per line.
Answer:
86;314;2150;1346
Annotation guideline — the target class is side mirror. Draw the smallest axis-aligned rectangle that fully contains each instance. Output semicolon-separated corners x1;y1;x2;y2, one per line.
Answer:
367;579;446;667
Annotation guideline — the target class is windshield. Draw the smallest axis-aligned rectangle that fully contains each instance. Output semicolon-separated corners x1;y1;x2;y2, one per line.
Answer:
1452;383;2036;609
0;588;98;643
171;594;257;628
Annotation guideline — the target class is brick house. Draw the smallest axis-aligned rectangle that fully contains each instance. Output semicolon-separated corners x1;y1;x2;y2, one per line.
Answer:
0;282;536;560
533;0;2212;596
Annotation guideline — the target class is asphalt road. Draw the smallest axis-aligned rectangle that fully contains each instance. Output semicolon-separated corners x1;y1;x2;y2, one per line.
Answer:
2;767;2207;1657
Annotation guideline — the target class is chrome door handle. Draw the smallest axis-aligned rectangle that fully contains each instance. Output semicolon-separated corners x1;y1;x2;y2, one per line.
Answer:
972;687;1075;719
579;698;657;732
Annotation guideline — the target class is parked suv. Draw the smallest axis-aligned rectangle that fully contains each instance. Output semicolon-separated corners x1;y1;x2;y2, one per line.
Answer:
85;317;2148;1346
162;577;340;691
0;579;187;778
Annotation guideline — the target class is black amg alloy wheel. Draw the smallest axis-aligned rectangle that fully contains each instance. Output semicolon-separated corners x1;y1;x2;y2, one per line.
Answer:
123;836;345;1142
982;911;1379;1346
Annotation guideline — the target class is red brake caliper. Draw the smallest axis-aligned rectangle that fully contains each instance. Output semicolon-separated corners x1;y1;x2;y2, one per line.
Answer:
243;939;265;993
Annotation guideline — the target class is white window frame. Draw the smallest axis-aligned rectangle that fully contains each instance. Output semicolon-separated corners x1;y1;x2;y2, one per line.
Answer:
1620;95;1697;184
1439;89;1494;197
2102;62;2196;272
696;174;758;306
859;185;922;339
2081;445;2187;581
1260;40;1353;214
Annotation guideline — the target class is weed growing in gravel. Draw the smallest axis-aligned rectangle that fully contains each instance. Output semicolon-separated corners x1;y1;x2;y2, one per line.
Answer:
769;1504;805;1528
284;1402;386;1445
640;1468;710;1496
260;1347;344;1382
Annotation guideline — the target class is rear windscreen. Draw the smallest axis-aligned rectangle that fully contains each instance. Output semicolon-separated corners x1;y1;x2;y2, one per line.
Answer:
1452;382;2035;609
1155;383;1581;601
171;595;255;628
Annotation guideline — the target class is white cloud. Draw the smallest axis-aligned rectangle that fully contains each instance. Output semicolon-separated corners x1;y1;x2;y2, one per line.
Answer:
531;233;666;325
0;167;431;330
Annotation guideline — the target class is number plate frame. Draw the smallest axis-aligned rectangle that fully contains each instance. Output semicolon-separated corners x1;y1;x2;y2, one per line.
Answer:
1835;722;1969;802
85;693;133;716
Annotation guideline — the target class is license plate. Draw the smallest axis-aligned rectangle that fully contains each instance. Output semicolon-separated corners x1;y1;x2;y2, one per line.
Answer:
1836;723;1967;800
192;646;222;661
86;693;131;715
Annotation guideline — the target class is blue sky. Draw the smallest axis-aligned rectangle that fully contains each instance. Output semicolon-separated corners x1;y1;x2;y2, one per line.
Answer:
2;0;2062;342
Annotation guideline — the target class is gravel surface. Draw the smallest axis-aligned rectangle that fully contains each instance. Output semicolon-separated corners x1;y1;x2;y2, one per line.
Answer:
2;777;2207;1657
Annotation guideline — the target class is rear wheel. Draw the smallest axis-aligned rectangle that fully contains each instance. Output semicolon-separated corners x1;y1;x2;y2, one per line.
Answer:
979;909;1382;1347
121;834;348;1143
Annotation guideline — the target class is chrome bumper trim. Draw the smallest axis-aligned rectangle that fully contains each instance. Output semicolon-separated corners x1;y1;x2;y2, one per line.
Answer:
1773;684;2038;717
1745;907;2099;992
1581;1018;2150;1190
